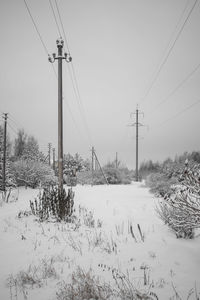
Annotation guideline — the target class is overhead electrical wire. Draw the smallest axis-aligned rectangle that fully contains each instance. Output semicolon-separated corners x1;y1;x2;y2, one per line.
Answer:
53;0;93;146
62;95;86;143
49;0;62;38
48;0;86;143
8;114;24;130
140;0;198;104
23;0;57;78
7;122;18;136
23;0;85;144
142;0;190;104
158;98;200;127
54;0;70;53
23;0;49;56
148;61;200;116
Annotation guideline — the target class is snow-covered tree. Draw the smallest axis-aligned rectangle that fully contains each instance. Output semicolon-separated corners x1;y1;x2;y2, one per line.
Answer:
13;159;57;188
63;153;90;186
63;153;84;175
22;135;40;161
12;130;57;188
14;129;27;158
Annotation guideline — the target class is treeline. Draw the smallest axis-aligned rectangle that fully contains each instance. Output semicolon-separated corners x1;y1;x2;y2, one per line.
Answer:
0;126;134;191
0;127;57;190
139;151;200;196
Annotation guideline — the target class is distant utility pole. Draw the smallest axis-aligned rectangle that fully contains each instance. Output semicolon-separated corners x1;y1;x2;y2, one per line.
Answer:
53;148;55;171
91;147;108;185
49;38;72;191
95;156;98;171
91;147;94;185
115;152;118;168
48;143;52;166
2;113;8;192
130;106;144;182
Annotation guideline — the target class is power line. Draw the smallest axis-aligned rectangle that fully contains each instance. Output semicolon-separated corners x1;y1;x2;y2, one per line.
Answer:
68;64;93;145
63;95;86;143
8;114;51;147
158;98;200;127
148;61;200;116
24;1;86;146
48;59;82;139
54;0;93;145
54;0;70;53
8;115;22;130
143;0;190;103
140;0;198;104
49;0;62;38
24;0;58;78
7;122;18;136
23;0;49;56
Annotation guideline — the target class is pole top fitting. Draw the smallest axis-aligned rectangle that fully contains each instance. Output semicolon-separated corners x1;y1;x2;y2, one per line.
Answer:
64;52;72;62
56;38;64;47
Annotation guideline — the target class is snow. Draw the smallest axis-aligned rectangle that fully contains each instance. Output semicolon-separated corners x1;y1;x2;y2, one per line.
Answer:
0;183;200;299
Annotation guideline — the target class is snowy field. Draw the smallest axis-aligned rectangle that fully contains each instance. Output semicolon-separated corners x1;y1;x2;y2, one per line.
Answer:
0;182;200;299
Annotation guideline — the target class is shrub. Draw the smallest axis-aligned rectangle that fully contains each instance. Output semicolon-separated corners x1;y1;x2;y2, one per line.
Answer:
146;172;177;197
156;160;200;238
56;267;113;300
56;267;158;300
13;159;57;188
77;166;132;185
30;186;74;222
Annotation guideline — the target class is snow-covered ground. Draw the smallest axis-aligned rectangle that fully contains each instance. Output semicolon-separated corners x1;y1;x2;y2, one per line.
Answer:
0;183;200;299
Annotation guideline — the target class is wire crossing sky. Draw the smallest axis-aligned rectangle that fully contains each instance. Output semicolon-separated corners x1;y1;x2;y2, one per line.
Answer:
0;0;200;168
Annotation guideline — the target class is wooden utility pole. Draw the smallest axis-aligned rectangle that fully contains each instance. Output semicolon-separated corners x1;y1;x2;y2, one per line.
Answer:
53;148;55;171
49;38;72;191
48;143;52;166
2;113;8;191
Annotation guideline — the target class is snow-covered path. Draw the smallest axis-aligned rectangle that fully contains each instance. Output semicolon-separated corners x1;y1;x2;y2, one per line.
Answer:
0;183;200;299
74;183;200;297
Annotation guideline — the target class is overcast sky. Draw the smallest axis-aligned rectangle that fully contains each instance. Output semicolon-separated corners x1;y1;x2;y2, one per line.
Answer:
0;0;200;169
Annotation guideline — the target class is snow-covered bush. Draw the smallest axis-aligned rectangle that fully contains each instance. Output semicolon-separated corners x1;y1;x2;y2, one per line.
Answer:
146;172;177;197
63;153;90;186
156;160;200;238
104;164;132;184
30;186;74;222
77;164;132;185
13;159;57;188
56;267;113;300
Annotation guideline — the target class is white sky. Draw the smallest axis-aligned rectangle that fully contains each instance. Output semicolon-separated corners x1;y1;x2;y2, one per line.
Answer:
0;0;200;169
